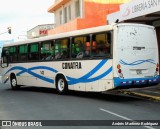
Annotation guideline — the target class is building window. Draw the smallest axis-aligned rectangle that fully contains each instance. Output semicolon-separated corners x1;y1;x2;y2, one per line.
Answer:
75;0;80;17
64;7;67;23
68;5;71;21
59;10;62;24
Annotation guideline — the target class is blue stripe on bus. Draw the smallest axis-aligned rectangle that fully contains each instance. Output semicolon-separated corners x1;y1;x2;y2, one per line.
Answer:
120;59;156;66
28;70;54;84
4;78;9;84
67;66;112;85
4;60;112;85
5;66;57;84
66;60;109;84
80;59;107;79
5;66;27;75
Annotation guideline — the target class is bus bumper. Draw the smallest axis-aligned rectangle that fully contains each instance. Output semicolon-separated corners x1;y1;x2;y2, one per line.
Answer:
113;76;160;88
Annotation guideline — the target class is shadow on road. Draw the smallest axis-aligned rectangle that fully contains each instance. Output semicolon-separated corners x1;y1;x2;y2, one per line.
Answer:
4;86;146;103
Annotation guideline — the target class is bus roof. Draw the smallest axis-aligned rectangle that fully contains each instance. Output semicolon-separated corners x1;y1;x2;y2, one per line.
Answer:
117;23;155;29
3;23;154;47
3;24;114;47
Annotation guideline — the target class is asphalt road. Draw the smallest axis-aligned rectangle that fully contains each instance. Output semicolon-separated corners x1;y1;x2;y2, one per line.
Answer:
0;83;160;129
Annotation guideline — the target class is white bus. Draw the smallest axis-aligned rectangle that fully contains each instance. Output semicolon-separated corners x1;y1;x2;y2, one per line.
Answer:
0;23;159;94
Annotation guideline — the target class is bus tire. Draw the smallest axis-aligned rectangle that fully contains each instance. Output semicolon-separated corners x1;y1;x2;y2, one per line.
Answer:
10;75;20;90
56;75;68;95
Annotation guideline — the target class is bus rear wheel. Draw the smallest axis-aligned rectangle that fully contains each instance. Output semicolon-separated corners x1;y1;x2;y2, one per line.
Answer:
56;75;68;95
10;75;20;90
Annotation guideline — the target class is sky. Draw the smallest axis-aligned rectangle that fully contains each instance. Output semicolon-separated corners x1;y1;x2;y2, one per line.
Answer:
0;0;55;44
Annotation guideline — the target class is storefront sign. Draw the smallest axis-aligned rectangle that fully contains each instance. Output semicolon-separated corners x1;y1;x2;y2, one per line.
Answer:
39;30;48;35
120;0;160;21
39;25;53;31
39;24;54;36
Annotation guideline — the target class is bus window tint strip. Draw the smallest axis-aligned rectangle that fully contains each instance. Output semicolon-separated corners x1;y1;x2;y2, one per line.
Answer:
5;31;112;63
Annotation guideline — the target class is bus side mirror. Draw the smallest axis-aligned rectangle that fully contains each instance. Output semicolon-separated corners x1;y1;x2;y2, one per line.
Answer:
1;50;9;68
2;49;9;57
1;56;9;68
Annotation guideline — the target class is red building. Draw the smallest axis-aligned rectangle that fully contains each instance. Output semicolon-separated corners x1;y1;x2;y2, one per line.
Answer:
48;0;129;34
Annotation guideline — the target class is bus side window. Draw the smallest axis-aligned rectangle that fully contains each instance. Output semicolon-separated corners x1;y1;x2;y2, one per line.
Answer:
55;40;61;59
71;35;89;59
74;39;83;58
61;38;69;59
84;35;90;58
55;38;69;60
41;41;54;61
28;43;39;61
9;46;17;62
92;32;111;58
1;47;9;66
18;45;28;61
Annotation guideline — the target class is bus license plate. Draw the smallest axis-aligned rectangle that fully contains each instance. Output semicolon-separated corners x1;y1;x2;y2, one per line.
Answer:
136;70;142;75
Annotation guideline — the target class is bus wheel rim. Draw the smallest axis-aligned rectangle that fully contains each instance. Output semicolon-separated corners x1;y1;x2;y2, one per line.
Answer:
12;79;17;87
58;79;64;91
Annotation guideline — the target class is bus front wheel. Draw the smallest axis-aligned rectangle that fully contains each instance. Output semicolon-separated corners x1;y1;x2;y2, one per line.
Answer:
10;75;20;90
56;75;68;94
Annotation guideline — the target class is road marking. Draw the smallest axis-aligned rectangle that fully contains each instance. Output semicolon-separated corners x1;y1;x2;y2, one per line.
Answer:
100;108;156;129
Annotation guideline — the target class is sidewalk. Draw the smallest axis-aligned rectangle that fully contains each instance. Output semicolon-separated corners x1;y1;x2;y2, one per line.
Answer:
118;84;160;101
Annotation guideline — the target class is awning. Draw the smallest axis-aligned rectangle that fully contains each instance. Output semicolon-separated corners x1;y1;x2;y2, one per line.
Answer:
107;0;160;25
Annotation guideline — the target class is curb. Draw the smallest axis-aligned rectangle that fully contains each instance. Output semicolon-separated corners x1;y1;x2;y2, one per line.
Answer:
125;91;160;101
